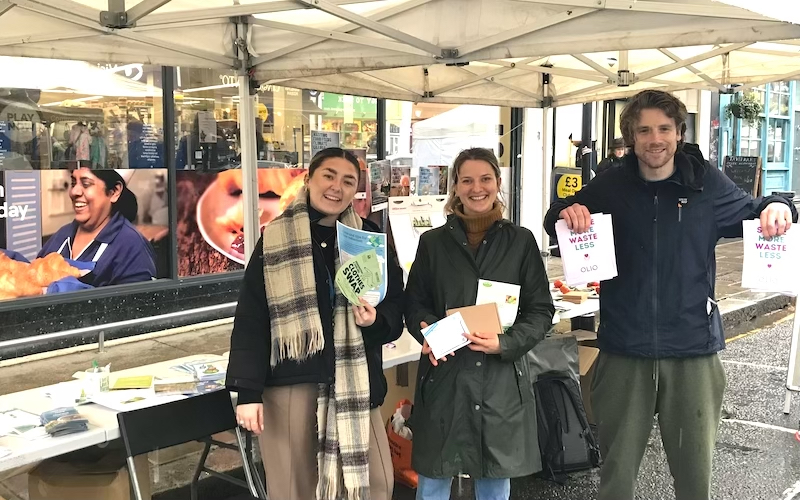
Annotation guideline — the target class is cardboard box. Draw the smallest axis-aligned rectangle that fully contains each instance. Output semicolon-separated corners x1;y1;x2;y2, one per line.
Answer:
446;303;503;334
562;291;589;304
578;346;600;425
29;449;151;500
563;329;599;348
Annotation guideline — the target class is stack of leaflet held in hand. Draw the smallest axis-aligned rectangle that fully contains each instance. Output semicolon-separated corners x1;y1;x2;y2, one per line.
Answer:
555;213;618;286
423;289;509;361
741;220;799;295
335;222;387;306
40;407;89;437
421;313;471;360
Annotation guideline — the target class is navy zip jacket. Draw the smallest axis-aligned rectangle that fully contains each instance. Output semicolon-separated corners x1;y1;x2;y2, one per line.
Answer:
544;144;797;358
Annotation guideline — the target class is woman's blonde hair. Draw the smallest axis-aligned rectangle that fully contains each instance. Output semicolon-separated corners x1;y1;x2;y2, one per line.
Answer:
444;148;505;214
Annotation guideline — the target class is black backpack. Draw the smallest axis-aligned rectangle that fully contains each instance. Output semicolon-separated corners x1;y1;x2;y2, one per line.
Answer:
534;371;601;483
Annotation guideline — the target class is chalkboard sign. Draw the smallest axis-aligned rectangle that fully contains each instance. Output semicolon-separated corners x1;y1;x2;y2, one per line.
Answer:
723;156;761;197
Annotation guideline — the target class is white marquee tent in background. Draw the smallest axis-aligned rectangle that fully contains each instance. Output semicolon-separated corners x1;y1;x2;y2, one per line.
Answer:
1;0;800;256
714;0;799;25
0;0;798;108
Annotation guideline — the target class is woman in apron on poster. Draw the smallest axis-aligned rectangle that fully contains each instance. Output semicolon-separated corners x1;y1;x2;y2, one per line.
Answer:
38;167;156;289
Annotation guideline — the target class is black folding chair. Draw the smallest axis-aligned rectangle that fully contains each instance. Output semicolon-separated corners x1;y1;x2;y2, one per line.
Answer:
117;389;265;500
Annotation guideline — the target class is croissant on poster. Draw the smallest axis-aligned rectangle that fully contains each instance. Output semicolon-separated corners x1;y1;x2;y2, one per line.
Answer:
0;252;82;300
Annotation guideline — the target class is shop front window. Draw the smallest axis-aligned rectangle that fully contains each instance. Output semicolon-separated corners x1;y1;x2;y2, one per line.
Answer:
174;69;248;277
793;113;800;194
383;100;504;196
769;82;791;116
0;57;169;302
740;122;762;158
767;118;789;163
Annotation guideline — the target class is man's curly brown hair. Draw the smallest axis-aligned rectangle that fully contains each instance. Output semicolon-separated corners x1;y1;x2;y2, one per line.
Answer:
619;90;688;148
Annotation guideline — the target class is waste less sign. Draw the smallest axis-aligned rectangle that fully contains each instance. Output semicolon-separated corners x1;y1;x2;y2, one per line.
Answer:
741;220;799;294
555;213;618;286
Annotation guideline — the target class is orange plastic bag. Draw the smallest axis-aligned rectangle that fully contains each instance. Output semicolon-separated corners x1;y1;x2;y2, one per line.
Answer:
386;399;418;488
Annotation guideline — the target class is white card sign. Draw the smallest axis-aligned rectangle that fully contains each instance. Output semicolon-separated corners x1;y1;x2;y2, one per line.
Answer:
741;220;799;294
555;213;618;286
311;130;340;157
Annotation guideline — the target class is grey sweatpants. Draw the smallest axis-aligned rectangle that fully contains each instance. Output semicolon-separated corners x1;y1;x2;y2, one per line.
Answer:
591;352;726;500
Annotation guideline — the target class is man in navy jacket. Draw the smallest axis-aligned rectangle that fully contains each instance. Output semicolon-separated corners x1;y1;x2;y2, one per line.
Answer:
545;89;795;500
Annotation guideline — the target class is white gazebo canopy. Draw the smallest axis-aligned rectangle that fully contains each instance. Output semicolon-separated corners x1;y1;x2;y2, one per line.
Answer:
0;0;799;108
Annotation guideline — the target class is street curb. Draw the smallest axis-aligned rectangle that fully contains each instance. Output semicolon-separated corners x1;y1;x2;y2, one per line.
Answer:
720;294;794;339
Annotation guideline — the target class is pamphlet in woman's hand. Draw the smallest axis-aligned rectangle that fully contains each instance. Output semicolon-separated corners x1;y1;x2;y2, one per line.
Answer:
422;313;471;360
335;249;382;306
476;280;520;331
336;222;388;306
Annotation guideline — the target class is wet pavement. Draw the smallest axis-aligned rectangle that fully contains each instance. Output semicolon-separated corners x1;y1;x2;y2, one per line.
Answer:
392;316;800;500
2;239;798;500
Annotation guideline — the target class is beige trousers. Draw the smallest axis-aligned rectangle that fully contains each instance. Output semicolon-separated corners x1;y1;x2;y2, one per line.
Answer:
258;383;394;500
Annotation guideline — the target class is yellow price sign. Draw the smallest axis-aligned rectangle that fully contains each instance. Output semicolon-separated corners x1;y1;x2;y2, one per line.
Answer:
556;174;582;198
257;103;269;122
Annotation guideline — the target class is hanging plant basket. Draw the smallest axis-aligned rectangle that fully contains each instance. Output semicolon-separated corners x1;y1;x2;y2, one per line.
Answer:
725;93;762;127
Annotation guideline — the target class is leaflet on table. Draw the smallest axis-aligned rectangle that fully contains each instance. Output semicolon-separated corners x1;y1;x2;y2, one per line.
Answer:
43;381;92;406
555;213;618;286
421;312;471;360
0;408;47;440
336;222;387;306
153;377;225;396
476;280;520;331
91;389;187;412
170;359;227;381
741;220;799;295
387;196;448;282
40;407;89;437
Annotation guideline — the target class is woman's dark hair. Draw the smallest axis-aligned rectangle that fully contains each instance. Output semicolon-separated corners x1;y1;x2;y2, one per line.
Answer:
445;147;505;214
90;169;139;223
308;147;360;178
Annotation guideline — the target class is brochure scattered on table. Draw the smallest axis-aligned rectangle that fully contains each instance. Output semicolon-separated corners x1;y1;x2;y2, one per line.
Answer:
555;213;618;286
336;222;387;306
0;408;47;440
421;312;471;360
170;359;227;382
91;389;187;412
40;407;89;437
741;220;799;295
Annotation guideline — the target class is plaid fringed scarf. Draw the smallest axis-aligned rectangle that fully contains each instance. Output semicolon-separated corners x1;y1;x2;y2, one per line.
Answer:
262;187;372;500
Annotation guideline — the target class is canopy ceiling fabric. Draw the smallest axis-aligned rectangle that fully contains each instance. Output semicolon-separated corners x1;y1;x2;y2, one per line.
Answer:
714;0;800;25
1;0;800;107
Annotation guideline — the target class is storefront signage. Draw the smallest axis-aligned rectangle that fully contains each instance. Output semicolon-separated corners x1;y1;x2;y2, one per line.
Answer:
320;93;377;119
98;63;144;82
552;169;582;200
219;74;238;86
0;102;41;145
0;184;31;221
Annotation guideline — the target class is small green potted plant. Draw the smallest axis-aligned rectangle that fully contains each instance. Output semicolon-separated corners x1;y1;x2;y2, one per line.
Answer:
725;92;762;127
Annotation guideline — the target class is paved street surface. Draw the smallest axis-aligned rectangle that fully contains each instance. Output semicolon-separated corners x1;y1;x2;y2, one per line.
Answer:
1;239;797;500
392;316;800;500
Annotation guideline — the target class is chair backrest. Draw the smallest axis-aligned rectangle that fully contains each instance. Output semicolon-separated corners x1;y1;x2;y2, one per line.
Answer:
117;389;236;457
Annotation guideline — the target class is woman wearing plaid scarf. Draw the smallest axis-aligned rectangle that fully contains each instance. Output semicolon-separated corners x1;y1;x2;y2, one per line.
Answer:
226;148;406;500
405;148;555;500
